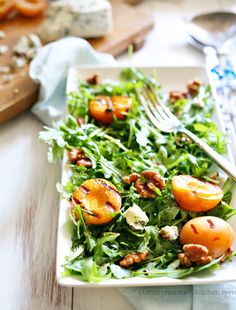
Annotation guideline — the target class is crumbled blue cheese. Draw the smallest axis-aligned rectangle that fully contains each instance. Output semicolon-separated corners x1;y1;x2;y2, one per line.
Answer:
10;33;42;70
159;226;179;241
1;74;13;84
0;66;10;74
14;33;42;60
0;45;9;55
11;56;27;69
38;0;113;43
124;203;149;230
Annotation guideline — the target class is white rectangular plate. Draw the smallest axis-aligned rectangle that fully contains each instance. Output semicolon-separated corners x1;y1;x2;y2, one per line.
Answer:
57;66;236;287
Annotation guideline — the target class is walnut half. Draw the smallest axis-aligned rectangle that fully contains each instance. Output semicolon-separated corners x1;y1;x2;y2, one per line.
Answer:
119;250;148;267
123;170;165;199
86;74;99;85
68;148;92;167
169;91;187;104
178;244;213;267
135;170;165;198
142;170;166;191
122;173;140;185
187;78;201;96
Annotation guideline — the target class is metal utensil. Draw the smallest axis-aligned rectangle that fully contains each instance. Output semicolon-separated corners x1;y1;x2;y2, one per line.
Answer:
186;11;236;161
138;84;236;182
186;12;236;53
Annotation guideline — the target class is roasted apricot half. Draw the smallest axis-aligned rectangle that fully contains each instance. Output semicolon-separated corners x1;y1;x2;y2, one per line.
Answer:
180;216;234;258
172;175;223;212
89;96;114;125
111;96;132;120
0;0;14;19
72;178;121;225
15;0;47;18
89;95;132;125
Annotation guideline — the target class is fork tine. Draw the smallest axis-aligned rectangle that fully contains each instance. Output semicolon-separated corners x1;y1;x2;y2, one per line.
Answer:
149;84;179;122
142;90;164;123
144;87;170;121
137;77;182;132
137;90;166;131
132;69;176;122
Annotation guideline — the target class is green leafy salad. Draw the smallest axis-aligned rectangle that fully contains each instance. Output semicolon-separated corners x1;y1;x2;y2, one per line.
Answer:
40;68;236;283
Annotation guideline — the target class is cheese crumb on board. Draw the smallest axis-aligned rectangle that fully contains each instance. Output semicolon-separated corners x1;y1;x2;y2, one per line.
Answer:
1;74;13;84
0;45;9;55
38;0;113;43
11;56;27;70
14;33;42;60
10;33;42;70
0;66;10;74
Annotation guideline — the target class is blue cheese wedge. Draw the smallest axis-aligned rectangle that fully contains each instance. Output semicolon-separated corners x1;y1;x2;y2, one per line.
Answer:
124;203;149;230
38;0;113;43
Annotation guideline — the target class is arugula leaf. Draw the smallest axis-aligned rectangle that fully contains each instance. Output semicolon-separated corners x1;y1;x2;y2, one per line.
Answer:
65;245;85;264
110;264;131;279
73;206;96;252
157;207;180;226
94;232;120;264
66;257;111;283
222;178;233;204
133;257;221;279
207;201;236;221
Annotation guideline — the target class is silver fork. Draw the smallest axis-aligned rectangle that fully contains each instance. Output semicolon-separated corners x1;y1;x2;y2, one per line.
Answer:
137;84;236;182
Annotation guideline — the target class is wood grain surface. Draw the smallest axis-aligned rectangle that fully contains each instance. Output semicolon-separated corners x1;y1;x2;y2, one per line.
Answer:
0;16;42;124
0;0;154;125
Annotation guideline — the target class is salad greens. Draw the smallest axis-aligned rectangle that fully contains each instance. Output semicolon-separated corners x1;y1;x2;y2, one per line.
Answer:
40;68;235;283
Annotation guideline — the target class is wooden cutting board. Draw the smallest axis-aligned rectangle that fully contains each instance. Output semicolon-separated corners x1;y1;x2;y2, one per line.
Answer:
0;0;154;124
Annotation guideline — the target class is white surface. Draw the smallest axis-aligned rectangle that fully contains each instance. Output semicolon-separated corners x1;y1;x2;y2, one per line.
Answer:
57;66;236;287
1;0;236;309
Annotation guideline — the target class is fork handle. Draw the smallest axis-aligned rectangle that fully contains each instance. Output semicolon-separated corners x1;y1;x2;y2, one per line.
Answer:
181;128;236;182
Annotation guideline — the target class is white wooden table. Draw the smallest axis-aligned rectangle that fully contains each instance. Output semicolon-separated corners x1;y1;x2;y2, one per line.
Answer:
1;1;236;309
